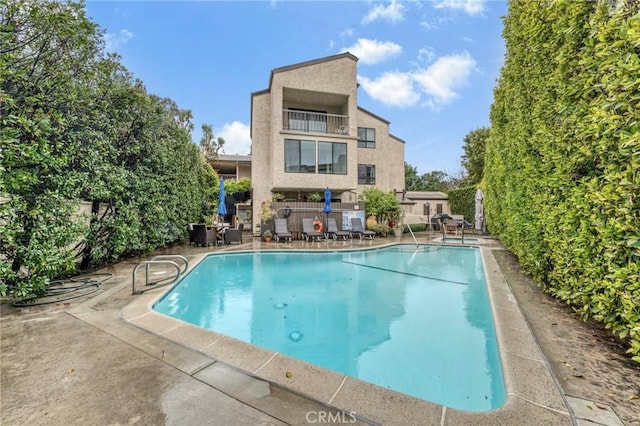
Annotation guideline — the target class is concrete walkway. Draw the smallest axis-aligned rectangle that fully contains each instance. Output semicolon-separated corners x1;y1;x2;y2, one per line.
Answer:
1;234;638;425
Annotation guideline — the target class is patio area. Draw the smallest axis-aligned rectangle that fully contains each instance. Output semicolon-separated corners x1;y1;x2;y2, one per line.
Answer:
1;232;638;425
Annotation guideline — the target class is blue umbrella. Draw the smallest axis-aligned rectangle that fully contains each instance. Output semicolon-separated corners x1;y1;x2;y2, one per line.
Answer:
323;187;332;214
323;187;332;239
218;178;227;218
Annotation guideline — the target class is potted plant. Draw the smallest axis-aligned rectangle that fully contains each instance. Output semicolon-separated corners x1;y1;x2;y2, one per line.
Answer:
390;208;405;237
260;200;274;223
260;201;274;241
308;192;322;202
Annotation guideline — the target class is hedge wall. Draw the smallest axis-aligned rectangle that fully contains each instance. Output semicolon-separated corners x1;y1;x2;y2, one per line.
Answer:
447;186;476;224
485;0;640;361
0;1;216;297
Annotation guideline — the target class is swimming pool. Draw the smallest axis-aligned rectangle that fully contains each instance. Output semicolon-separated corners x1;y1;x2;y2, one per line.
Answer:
154;245;506;411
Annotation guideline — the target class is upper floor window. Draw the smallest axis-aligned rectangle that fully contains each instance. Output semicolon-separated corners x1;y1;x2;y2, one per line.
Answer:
285;139;316;173
318;142;347;175
358;164;376;184
358;127;376;148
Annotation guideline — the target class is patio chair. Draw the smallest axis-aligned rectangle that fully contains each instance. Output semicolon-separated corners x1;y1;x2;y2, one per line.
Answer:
274;218;292;242
350;218;375;240
224;223;244;245
326;218;350;240
445;219;459;235
193;224;219;247
301;218;323;241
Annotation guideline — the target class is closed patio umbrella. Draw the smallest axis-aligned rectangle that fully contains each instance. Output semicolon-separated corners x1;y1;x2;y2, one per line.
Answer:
218;178;227;220
323;187;332;238
475;188;484;233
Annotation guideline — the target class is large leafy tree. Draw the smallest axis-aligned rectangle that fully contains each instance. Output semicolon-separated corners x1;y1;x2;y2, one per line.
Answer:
404;163;423;191
199;123;225;160
460;127;489;185
404;163;454;191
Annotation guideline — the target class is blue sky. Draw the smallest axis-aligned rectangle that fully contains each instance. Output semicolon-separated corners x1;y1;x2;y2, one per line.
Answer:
86;0;507;176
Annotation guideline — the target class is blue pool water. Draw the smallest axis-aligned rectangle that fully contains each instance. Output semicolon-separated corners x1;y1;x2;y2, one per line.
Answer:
154;245;506;411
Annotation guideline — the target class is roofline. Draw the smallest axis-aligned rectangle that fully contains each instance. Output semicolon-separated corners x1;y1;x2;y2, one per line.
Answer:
268;52;358;91
357;106;390;125
251;53;358;139
249;90;270;139
390;133;406;144
211;155;252;163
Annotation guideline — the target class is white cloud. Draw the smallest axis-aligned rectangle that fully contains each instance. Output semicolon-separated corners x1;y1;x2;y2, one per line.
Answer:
420;20;436;31
434;0;485;15
340;28;354;38
358;72;420;107
341;38;402;65
362;0;405;24
417;47;436;64
218;121;251;155
412;51;476;107
104;29;133;52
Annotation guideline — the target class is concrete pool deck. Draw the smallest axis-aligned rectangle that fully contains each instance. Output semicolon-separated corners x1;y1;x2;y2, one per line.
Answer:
2;233;639;425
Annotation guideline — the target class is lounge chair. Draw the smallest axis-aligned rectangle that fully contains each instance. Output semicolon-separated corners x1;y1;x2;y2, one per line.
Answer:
224;223;244;245
326;218;350;240
350;218;375;240
301;218;323;241
274;219;292;242
193;224;219;247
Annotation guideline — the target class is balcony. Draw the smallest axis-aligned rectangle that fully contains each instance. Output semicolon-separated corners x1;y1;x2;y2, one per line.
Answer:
282;109;349;136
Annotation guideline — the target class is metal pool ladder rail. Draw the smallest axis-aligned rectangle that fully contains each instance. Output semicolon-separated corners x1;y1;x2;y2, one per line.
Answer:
405;223;419;247
132;255;188;295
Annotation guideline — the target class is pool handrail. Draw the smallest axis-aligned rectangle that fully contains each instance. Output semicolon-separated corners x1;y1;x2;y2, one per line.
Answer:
132;255;188;295
405;223;419;247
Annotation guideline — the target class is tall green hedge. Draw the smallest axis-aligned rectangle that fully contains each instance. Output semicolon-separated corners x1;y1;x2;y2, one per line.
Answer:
0;0;216;297
447;186;476;223
486;0;640;361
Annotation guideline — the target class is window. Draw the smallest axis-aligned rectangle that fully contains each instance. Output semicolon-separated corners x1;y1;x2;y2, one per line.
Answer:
318;142;347;175
285;139;316;173
357;127;376;148
358;164;375;184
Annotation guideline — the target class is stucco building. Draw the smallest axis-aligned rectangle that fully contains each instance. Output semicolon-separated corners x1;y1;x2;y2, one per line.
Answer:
250;53;406;229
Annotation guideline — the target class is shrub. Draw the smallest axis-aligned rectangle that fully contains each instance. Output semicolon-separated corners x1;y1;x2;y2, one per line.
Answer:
447;186;476;223
486;0;640;362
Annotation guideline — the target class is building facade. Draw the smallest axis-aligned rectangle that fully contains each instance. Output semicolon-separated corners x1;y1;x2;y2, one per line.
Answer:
209;154;252;182
250;53;406;229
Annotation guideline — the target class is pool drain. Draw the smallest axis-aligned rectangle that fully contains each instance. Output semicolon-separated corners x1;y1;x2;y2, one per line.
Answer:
288;331;303;342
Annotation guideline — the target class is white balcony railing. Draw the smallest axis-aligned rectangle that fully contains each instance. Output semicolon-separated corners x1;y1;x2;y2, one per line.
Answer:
283;110;349;135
